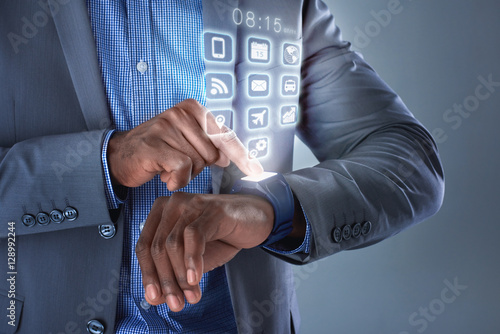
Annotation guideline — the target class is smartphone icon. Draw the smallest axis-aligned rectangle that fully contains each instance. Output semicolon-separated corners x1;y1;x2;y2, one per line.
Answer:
204;33;232;62
212;37;225;59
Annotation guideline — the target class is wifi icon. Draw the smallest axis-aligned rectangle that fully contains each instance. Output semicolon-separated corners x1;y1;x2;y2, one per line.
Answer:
211;78;229;95
206;73;233;99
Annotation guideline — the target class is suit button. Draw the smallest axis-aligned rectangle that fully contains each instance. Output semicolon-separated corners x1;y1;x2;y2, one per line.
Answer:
342;225;352;240
22;214;36;227
331;227;342;243
64;206;78;221
50;209;64;223
352;223;361;238
99;224;116;239
36;212;50;225
87;319;104;334
361;221;372;235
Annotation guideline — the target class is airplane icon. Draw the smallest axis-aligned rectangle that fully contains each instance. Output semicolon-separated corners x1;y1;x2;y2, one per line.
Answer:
251;109;267;126
248;107;269;129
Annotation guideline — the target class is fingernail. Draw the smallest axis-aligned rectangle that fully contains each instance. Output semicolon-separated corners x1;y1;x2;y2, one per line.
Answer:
146;284;159;301
167;294;181;310
184;290;197;304
187;269;197;285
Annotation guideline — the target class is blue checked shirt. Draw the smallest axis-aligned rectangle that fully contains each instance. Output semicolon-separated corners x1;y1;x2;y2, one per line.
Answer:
87;1;310;332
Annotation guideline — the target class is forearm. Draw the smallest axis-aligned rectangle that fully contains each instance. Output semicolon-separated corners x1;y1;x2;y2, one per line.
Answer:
265;0;445;265
0;130;113;237
282;117;444;264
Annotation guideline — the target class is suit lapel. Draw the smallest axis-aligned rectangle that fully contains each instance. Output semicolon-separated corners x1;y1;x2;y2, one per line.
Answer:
51;0;110;131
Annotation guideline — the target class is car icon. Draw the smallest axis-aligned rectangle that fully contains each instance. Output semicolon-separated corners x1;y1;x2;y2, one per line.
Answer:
284;79;296;92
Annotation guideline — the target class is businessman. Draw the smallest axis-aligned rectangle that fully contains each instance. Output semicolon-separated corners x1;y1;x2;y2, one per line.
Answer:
0;0;444;333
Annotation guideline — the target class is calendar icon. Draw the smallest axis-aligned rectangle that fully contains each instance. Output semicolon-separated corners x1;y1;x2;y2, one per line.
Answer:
248;38;270;63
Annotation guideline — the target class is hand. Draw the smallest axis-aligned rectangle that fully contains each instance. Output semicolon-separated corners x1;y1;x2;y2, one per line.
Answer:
107;99;263;190
135;192;274;311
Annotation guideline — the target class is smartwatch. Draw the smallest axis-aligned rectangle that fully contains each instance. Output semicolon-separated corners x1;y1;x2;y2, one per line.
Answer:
230;172;294;246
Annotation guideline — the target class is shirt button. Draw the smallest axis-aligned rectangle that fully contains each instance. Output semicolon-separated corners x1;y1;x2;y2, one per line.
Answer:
139;220;146;232
140;298;151;310
137;61;148;74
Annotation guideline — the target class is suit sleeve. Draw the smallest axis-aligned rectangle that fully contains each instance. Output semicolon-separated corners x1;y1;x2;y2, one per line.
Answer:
0;130;115;237
274;0;445;264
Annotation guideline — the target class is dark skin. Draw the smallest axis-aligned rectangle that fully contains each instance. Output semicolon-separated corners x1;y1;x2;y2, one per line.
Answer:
108;99;306;311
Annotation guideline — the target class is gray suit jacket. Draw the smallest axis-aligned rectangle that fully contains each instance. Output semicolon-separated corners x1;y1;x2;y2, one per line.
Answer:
0;0;444;333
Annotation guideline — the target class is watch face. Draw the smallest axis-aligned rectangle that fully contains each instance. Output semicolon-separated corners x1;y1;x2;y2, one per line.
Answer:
241;172;277;182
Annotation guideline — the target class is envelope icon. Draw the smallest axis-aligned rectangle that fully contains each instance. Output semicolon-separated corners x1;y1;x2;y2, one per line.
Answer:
251;79;267;92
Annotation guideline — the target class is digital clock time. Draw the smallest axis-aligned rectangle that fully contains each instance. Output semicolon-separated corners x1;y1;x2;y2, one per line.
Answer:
232;8;282;33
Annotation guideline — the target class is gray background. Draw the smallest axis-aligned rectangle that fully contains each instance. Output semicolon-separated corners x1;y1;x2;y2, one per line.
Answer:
292;1;500;333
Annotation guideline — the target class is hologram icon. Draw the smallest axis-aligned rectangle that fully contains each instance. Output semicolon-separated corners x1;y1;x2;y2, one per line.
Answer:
248;107;269;129
211;78;229;95
212;37;225;59
284;80;296;92
282;75;299;95
251;109;267;126
206;73;233;99
248;74;269;97
248;38;270;63
204;33;232;62
283;43;300;65
248;137;269;158
215;115;226;127
281;105;297;124
251;80;267;92
210;110;233;129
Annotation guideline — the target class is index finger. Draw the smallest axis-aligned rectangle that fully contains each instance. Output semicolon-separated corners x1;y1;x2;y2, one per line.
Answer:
205;113;264;177
179;101;262;176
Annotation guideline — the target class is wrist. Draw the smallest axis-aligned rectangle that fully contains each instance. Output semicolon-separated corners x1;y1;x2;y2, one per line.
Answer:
230;172;294;246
